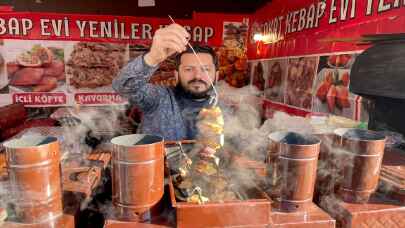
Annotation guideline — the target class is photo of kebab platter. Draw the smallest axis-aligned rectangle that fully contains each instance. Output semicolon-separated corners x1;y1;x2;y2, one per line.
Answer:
218;21;249;88
285;57;317;109
7;44;65;92
66;42;127;91
314;54;356;114
315;69;351;113
264;60;287;102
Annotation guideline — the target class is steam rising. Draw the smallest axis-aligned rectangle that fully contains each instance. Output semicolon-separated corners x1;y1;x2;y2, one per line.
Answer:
0;78;403;225
0;105;131;224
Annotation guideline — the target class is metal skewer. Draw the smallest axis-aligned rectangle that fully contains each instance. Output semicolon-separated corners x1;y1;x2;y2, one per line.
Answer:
177;141;192;169
168;15;219;106
191;186;205;204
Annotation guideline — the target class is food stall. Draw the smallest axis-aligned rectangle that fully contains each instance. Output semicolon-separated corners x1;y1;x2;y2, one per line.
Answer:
0;0;405;227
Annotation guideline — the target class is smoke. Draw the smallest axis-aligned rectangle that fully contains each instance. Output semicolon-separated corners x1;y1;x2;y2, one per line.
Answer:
165;81;269;205
226;166;266;200
216;81;267;161
261;111;314;135
57;105;132;221
0;105;133;224
169;81;271;205
215;86;393;216
50;105;132;162
316;136;354;204
0;178;11;210
315;129;396;218
222;104;266;161
319;194;346;219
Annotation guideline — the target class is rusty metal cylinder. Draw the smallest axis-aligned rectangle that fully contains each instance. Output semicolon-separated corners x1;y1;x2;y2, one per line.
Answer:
335;128;386;203
277;132;320;212
266;131;290;198
4;136;62;224
111;134;164;221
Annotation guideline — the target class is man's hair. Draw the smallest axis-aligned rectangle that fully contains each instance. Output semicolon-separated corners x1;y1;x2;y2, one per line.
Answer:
175;44;218;70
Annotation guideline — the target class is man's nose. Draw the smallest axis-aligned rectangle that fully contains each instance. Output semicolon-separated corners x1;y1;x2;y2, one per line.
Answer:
194;68;205;80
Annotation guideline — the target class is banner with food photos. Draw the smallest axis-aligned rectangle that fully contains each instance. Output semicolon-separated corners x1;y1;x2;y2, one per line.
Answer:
249;51;367;120
0;12;250;107
245;0;405;120
250;56;319;109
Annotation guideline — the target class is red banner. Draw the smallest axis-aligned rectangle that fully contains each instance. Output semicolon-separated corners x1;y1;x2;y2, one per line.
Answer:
75;93;125;105
248;0;405;59
0;12;248;46
247;0;404;120
12;93;66;105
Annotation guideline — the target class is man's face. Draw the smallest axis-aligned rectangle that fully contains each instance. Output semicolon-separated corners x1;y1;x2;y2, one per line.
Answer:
176;53;218;98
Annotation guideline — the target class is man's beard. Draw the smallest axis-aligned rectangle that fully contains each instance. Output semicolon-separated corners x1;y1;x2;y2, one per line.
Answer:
176;78;214;99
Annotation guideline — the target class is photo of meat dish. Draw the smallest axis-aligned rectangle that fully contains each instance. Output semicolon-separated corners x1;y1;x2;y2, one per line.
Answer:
66;42;128;91
218;46;249;88
223;22;248;49
285;57;318;109
6;44;65;93
218;21;250;88
264;59;287;103
315;69;350;112
313;53;358;119
251;61;265;91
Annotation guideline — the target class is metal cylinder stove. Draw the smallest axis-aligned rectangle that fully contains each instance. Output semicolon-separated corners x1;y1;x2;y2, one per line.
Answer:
274;132;320;212
111;134;164;221
334;128;386;203
4;136;63;224
267;131;290;199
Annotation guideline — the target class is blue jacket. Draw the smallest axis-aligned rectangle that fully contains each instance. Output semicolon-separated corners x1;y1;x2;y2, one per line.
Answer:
112;56;215;141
